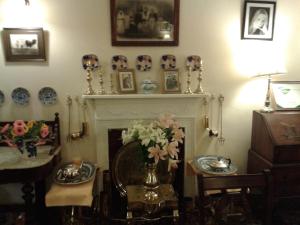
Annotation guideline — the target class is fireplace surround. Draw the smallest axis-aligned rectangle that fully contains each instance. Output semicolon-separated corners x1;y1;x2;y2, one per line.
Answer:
83;93;208;196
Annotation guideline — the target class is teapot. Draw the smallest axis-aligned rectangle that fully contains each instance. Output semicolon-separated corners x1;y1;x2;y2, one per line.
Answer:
207;156;231;171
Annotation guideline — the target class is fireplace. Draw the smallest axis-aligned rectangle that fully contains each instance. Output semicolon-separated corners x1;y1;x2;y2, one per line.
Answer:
83;93;207;196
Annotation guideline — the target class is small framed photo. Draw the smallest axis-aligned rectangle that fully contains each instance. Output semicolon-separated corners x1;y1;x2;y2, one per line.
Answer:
117;69;137;93
242;1;276;40
271;81;300;110
162;69;181;93
2;28;46;62
110;0;179;46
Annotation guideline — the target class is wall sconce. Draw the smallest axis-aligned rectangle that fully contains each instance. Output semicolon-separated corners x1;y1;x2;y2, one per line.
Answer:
25;0;30;6
253;72;286;113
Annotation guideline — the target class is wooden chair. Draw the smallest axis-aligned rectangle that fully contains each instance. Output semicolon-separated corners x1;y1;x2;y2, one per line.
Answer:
197;169;273;225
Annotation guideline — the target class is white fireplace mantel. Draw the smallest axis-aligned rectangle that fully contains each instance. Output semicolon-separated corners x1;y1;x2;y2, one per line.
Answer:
83;93;209;196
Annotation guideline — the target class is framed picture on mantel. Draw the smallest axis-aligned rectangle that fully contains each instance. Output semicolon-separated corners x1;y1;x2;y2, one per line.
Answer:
110;0;179;46
2;28;46;62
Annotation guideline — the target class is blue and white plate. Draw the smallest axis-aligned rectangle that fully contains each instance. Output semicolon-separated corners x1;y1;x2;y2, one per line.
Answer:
11;87;30;105
38;87;57;105
0;90;4;106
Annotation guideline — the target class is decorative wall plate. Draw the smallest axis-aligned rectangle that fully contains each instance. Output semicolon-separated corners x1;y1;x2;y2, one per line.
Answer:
161;54;176;70
186;55;202;71
136;55;152;71
192;155;238;175
11;87;30;105
82;54;99;71
54;161;96;185
0;90;4;106
112;55;128;71
38;87;57;105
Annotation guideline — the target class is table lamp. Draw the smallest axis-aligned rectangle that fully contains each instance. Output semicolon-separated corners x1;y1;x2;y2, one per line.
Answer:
254;72;286;113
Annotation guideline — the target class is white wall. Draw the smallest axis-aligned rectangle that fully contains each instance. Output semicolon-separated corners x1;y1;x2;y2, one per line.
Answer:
0;0;299;202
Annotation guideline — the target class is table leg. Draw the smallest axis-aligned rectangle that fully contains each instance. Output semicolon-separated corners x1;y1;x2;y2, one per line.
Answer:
21;183;34;225
35;180;46;225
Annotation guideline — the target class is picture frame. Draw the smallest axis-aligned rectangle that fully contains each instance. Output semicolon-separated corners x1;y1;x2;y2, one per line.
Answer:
241;1;276;41
271;81;300;111
162;69;181;93
110;0;179;46
2;28;46;62
117;69;137;93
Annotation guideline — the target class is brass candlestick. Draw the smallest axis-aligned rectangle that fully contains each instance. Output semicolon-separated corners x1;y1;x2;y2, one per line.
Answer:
194;60;204;94
82;54;99;95
109;73;119;94
96;67;106;95
184;66;193;94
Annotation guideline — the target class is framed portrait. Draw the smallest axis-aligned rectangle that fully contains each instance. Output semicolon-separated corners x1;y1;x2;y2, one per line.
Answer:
117;69;137;93
110;0;179;46
271;81;300;110
2;28;46;62
162;69;181;93
241;1;276;40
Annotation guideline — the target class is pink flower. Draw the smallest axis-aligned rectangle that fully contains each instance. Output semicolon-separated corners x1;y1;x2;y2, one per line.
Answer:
0;124;9;133
3;140;16;147
12;126;26;136
164;141;179;159
148;145;168;164
172;128;185;143
40;124;49;138
13;120;26;128
159;113;175;128
168;159;180;171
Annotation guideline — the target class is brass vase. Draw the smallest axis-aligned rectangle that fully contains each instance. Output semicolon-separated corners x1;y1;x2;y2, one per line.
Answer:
144;163;159;201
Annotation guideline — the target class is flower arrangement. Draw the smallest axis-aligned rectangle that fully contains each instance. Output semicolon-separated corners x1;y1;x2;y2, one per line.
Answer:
0;120;50;157
121;114;185;171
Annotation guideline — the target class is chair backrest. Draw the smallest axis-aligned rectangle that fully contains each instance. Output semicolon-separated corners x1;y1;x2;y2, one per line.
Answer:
197;169;273;225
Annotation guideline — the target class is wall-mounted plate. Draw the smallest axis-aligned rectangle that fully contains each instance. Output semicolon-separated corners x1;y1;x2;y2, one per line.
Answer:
38;87;57;105
11;87;30;105
136;55;152;71
112;55;128;71
161;54;176;70
0;90;4;106
186;55;202;71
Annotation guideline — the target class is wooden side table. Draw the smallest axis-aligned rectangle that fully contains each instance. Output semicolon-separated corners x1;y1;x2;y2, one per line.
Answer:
126;184;179;224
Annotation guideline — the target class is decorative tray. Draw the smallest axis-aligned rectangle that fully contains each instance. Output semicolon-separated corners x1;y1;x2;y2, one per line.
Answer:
192;155;238;175
54;161;96;185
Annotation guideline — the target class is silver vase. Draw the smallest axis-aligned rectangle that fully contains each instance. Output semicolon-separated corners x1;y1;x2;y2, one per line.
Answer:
144;163;159;201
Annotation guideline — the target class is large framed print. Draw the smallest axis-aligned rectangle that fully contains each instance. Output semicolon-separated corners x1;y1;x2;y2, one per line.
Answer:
2;28;46;62
110;0;179;46
242;1;276;40
271;81;300;110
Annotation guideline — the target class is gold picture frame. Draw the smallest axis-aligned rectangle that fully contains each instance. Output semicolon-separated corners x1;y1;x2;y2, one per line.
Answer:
2;28;46;62
117;69;137;94
161;69;181;93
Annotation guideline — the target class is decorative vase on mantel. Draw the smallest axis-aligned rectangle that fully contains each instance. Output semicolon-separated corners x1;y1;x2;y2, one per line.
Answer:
143;162;159;201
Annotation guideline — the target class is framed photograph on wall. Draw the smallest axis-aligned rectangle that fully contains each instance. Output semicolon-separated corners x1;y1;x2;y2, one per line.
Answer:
241;1;276;40
117;69;137;93
162;69;181;93
110;0;179;46
2;28;46;62
271;81;300;110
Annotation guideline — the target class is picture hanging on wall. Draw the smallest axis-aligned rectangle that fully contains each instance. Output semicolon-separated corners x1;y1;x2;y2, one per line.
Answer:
241;1;276;40
110;0;179;46
117;69;137;93
2;28;46;62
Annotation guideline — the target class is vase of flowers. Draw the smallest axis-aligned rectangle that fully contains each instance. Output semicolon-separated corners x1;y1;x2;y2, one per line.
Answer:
121;114;185;200
0;120;50;158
